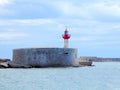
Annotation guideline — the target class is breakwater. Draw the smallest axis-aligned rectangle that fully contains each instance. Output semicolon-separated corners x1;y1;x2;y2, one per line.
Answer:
79;56;120;62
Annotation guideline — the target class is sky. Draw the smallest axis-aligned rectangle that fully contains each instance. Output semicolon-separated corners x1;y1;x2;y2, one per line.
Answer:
0;0;120;59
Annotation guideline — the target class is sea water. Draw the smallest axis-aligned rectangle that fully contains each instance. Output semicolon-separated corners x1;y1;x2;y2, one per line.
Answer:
0;62;120;90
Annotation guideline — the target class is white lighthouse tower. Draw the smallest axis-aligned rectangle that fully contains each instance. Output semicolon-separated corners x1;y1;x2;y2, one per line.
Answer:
62;28;71;48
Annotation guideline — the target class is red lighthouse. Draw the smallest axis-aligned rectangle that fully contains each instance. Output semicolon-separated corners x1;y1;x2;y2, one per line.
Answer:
62;28;71;48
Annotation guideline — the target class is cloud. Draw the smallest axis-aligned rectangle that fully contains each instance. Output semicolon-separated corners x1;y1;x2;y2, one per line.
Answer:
0;31;28;39
50;0;120;22
72;37;96;42
52;1;91;19
0;0;14;17
0;19;56;26
0;0;11;6
0;17;119;35
86;2;120;17
0;0;120;21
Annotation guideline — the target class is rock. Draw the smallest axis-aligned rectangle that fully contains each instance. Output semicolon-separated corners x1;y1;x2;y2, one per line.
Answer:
0;58;11;68
8;61;32;68
77;57;93;66
0;62;9;68
79;61;92;66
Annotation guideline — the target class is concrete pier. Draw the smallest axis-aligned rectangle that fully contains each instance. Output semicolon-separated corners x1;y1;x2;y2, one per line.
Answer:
11;48;78;67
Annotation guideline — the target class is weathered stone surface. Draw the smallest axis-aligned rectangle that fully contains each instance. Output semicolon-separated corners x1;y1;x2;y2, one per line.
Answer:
12;48;78;67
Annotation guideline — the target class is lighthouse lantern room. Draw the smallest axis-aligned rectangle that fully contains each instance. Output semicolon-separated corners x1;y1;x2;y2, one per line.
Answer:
62;28;71;48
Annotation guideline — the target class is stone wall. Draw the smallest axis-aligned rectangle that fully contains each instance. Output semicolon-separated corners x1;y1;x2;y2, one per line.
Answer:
11;48;78;67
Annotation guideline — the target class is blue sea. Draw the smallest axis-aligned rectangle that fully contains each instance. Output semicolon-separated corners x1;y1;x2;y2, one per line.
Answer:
0;62;120;90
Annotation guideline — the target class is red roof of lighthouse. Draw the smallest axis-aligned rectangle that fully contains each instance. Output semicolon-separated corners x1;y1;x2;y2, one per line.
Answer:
62;28;71;39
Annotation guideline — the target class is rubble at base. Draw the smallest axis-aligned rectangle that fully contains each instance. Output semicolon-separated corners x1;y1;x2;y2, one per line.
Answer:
0;58;10;68
0;58;93;68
